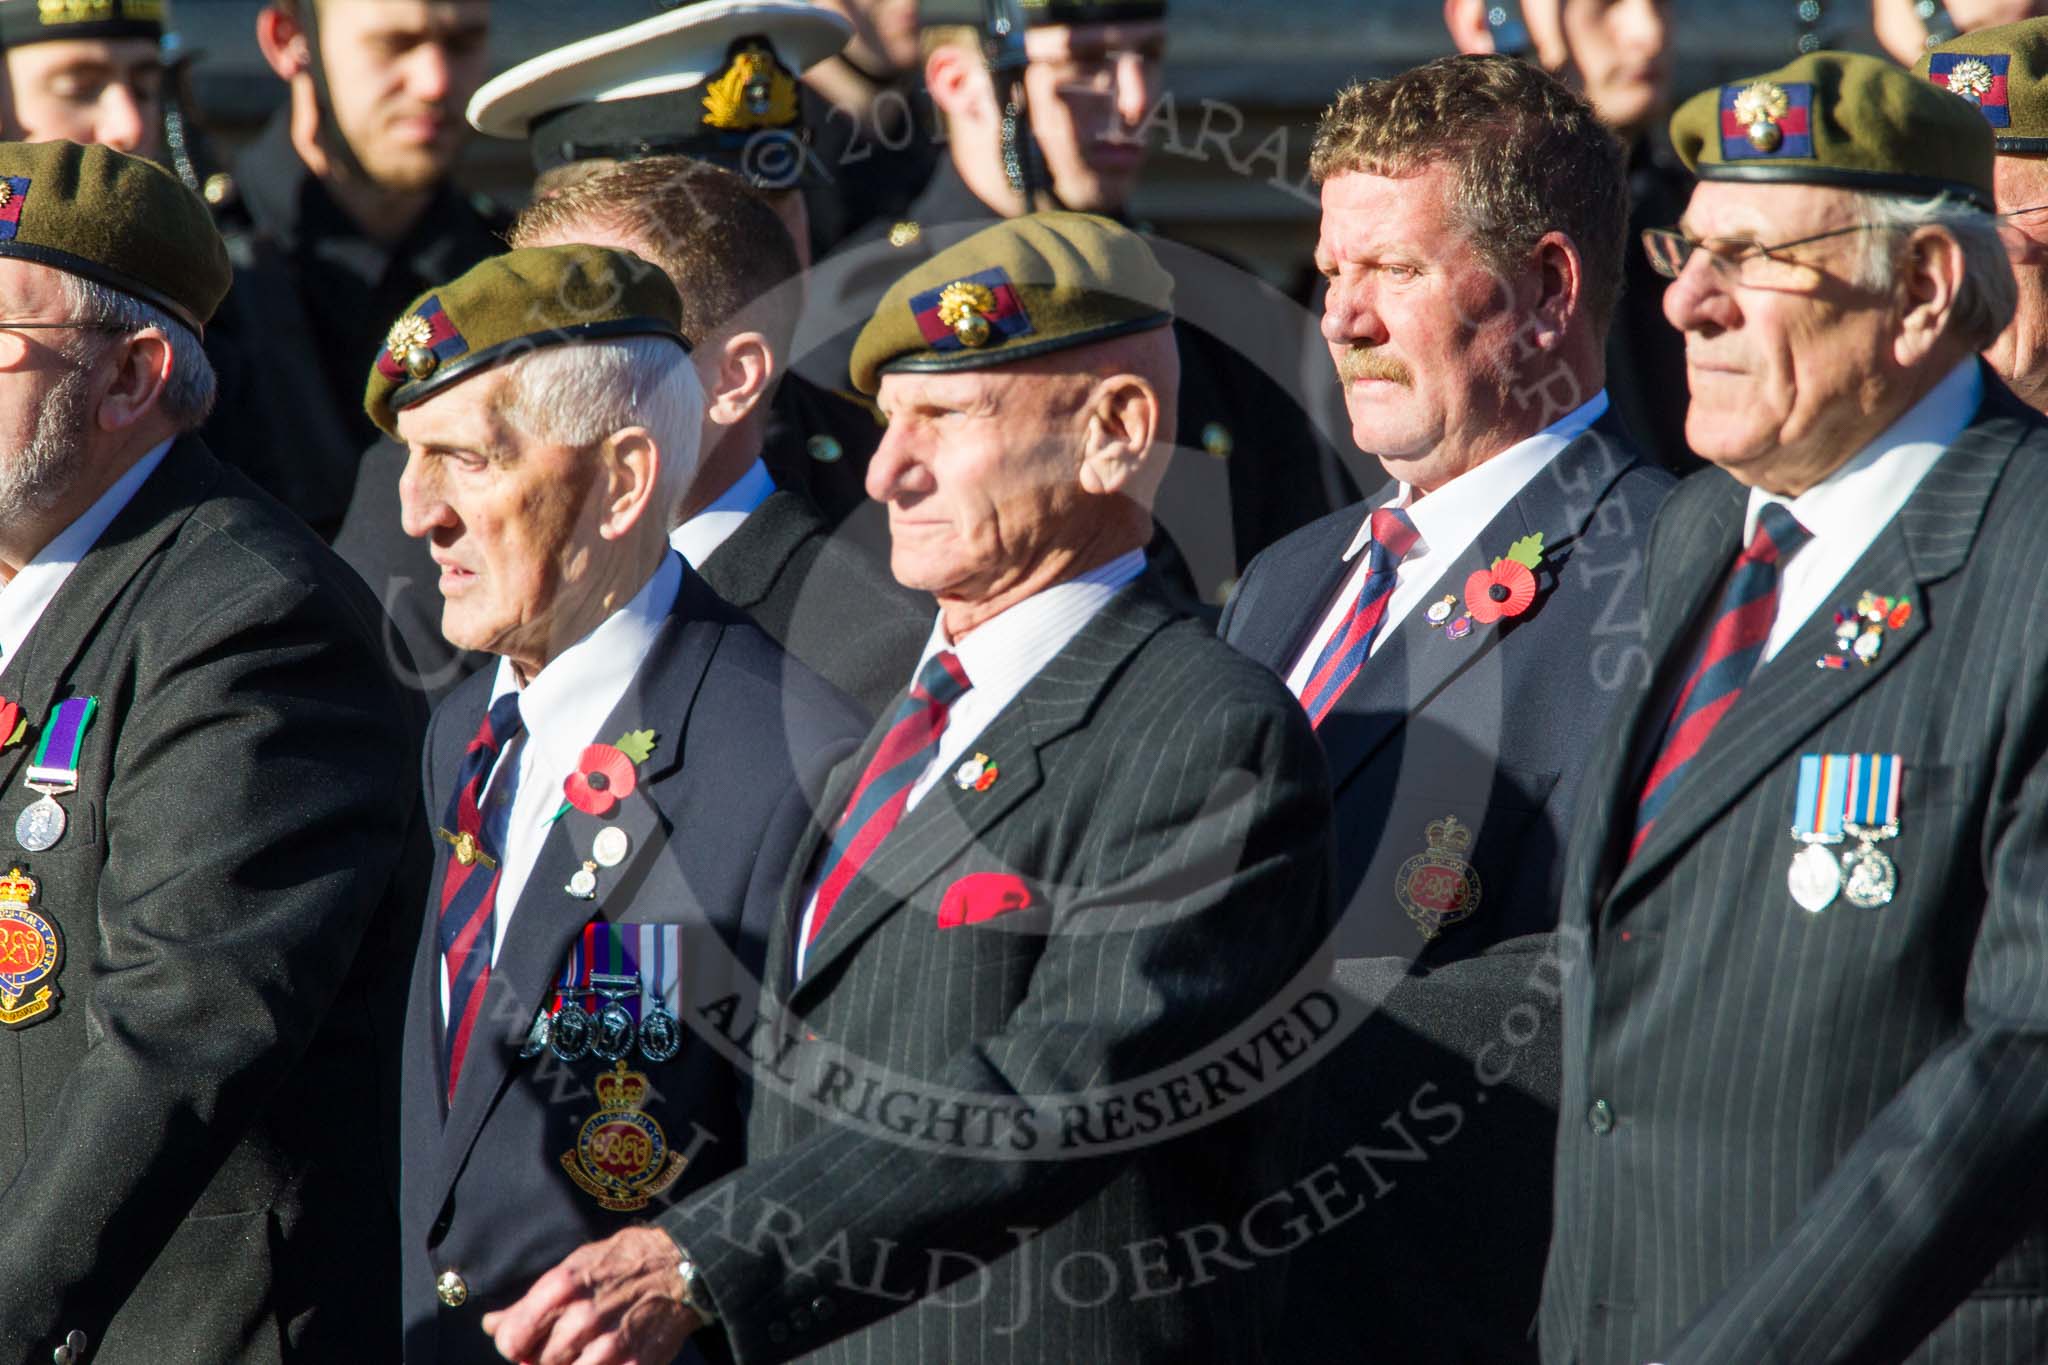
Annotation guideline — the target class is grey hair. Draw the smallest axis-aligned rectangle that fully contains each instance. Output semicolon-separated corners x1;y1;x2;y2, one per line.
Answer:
1853;192;2017;350
56;273;218;430
493;336;705;529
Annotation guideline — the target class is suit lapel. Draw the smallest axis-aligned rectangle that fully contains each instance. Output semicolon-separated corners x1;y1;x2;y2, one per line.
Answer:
1238;520;1358;676
433;572;721;1197
788;580;1178;1002
1318;429;1648;794
1603;407;2019;913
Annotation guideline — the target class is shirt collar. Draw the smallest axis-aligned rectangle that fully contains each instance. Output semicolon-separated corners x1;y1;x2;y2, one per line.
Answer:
489;550;683;771
1743;360;1981;546
915;549;1147;699
1341;390;1609;562
669;459;775;569
0;438;173;664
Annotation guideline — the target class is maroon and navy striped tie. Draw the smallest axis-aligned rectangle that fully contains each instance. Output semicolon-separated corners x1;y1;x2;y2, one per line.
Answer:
805;651;972;950
1631;502;1811;858
1298;506;1420;728
438;692;523;1105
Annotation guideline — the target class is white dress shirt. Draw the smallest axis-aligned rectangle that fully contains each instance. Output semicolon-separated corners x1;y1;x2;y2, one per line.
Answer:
669;458;775;569
0;439;172;663
440;550;682;1019
793;549;1147;977
1748;359;1978;661
1285;392;1607;696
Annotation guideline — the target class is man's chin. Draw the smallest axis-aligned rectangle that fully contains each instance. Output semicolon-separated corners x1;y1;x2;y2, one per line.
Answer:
360;145;459;195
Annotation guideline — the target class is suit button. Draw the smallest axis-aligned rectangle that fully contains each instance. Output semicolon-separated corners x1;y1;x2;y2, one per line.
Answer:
436;1270;469;1308
1589;1099;1616;1134
812;1296;835;1319
53;1332;86;1365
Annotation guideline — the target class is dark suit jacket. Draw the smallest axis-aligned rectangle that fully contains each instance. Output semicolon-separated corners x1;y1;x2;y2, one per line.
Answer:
696;489;930;718
0;437;427;1363
1540;375;2048;1364
1219;419;1673;1362
400;560;866;1365
657;575;1337;1364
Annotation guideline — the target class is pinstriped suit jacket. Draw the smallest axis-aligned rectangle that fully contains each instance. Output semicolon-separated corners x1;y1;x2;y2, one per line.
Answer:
1539;374;2048;1365
658;574;1337;1364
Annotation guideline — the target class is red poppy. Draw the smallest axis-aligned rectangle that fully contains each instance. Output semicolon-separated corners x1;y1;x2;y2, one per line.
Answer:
1463;560;1537;625
0;698;19;750
564;743;637;816
1887;600;1913;630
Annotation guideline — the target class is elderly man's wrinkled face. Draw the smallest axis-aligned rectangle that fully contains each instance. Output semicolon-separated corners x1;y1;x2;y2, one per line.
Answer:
396;367;603;665
318;0;489;193
0;258;105;522
867;366;1094;602
3;38;161;157
1989;154;2048;411
1661;181;1895;488
1317;160;1532;492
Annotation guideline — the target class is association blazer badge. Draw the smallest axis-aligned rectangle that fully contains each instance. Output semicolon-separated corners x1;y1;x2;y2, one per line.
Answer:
1395;816;1482;940
560;1061;688;1212
0;865;60;1028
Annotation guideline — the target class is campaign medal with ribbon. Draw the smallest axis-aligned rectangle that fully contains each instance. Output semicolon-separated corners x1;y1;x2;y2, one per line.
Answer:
0;866;59;1028
1788;754;1848;912
536;922;683;1066
1839;753;1903;909
17;697;96;853
559;1061;688;1212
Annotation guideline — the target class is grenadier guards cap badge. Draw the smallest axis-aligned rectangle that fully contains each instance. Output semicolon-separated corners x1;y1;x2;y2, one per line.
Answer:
1395;815;1483;941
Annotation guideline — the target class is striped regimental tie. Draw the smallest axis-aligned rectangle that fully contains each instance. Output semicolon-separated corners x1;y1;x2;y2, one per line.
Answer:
803;650;973;951
438;691;523;1104
1632;502;1812;858
1298;506;1421;728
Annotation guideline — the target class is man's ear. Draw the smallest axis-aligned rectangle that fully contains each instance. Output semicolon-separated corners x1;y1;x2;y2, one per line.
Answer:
925;41;992;126
255;4;312;83
703;332;777;427
1893;225;1967;369
1444;0;1495;53
95;330;173;433
595;427;661;540
1523;229;1586;355
1077;374;1161;498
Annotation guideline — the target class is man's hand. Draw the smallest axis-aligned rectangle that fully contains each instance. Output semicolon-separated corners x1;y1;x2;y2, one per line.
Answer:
482;1226;702;1365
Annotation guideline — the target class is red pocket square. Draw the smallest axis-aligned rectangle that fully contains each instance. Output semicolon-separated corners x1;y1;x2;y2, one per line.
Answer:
937;873;1034;929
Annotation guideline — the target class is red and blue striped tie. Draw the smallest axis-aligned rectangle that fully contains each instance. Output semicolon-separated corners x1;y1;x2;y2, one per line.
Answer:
805;651;972;950
1299;506;1420;728
438;692;523;1104
1631;503;1811;858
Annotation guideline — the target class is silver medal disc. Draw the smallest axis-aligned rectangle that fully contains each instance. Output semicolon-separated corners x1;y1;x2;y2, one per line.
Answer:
14;795;64;853
1841;844;1898;909
638;1004;681;1063
592;999;637;1061
518;1007;553;1059
1788;842;1842;913
548;1002;592;1061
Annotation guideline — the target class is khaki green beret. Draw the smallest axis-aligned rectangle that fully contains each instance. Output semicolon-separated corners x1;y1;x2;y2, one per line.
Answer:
1915;21;2048;155
848;211;1173;396
364;244;690;438
0;140;227;333
0;0;161;47
1670;51;1995;210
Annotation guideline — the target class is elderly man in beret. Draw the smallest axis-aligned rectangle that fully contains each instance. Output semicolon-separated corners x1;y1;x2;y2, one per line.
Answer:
0;140;427;1362
1540;52;2048;1364
1916;20;2048;415
373;243;866;1364
485;212;1335;1365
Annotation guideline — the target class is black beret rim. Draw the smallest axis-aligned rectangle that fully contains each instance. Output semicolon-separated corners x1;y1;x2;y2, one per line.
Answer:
1693;162;1996;212
0;20;160;46
871;310;1173;387
1996;137;2048;154
387;316;694;418
0;239;207;333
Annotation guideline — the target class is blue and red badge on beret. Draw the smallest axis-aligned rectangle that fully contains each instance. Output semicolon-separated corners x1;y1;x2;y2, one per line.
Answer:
376;295;469;383
1721;80;1814;159
1926;53;2011;127
0;178;31;244
910;267;1034;354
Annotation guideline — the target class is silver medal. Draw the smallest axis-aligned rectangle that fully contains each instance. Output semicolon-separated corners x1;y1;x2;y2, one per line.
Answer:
1788;841;1842;913
638;1003;681;1063
548;1002;592;1061
518;1007;552;1059
1841;843;1898;909
14;794;64;853
593;999;637;1061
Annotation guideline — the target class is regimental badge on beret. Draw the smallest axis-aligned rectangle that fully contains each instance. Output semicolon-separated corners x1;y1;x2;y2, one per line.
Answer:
1723;80;1813;158
1928;52;2012;126
377;296;470;383
0;178;29;245
914;268;1033;352
701;40;799;132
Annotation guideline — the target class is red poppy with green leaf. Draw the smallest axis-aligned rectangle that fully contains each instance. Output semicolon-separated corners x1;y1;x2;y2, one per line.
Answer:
562;729;658;817
1463;533;1545;625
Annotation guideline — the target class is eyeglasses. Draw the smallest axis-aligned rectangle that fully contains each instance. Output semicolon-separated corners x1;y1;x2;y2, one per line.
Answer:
1641;223;1881;289
0;319;127;370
